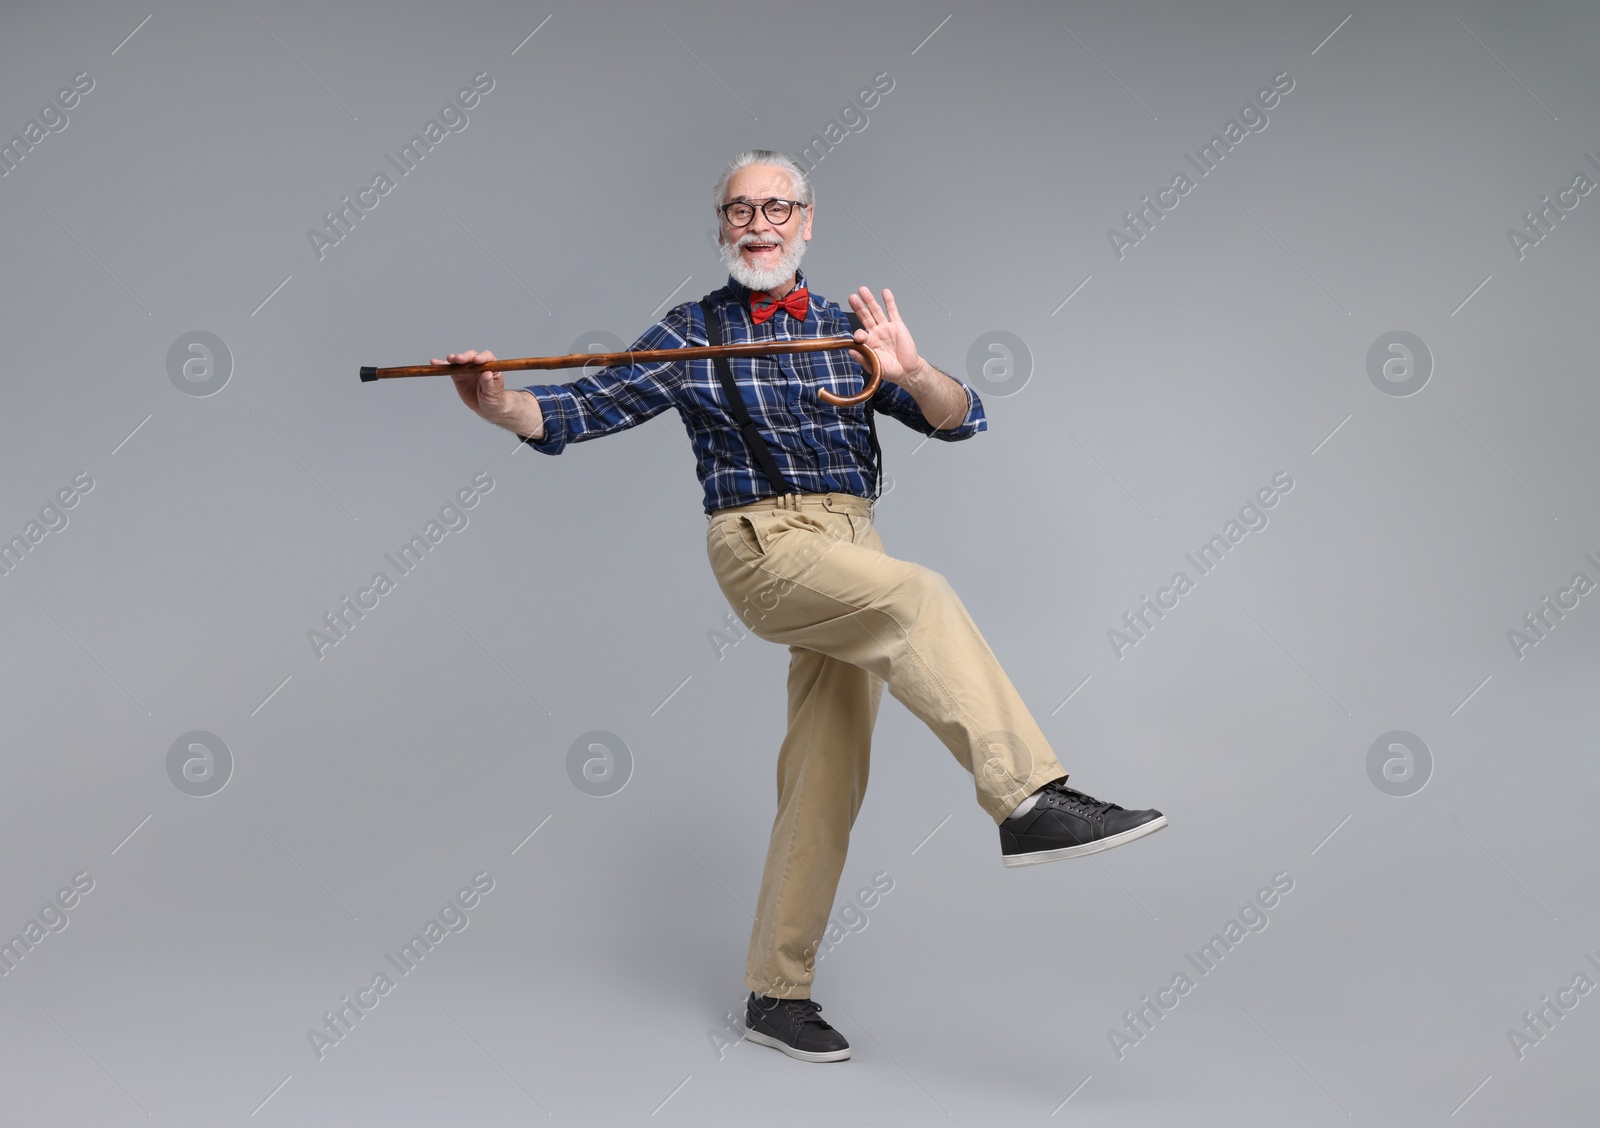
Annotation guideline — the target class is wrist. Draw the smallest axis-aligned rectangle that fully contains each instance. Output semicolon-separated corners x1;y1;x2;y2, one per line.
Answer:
910;360;941;392
506;388;544;439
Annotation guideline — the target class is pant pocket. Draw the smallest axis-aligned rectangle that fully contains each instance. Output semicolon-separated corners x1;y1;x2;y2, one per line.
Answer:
744;511;825;557
718;511;791;562
734;515;765;558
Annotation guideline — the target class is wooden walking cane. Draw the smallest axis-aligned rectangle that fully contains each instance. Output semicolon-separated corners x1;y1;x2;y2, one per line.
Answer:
359;338;882;406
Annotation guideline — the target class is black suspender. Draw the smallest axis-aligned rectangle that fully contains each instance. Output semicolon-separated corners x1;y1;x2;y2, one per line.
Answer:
698;297;883;503
858;310;884;501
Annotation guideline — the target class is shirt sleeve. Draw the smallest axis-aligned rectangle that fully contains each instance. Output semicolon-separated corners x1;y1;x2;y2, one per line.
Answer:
870;369;987;441
519;307;690;455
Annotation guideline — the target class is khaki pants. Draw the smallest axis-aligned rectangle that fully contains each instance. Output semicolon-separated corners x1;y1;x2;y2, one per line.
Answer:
705;491;1067;999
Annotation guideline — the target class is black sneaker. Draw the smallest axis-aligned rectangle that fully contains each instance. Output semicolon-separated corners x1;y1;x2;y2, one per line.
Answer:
1000;779;1166;867
744;992;851;1062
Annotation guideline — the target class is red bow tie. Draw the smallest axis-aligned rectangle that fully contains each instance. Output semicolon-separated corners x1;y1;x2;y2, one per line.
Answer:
750;287;809;324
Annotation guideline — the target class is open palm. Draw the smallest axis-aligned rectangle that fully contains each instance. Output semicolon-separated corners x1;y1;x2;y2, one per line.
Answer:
847;287;925;386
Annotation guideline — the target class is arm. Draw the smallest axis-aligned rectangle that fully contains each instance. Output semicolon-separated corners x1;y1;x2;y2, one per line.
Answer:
436;310;689;451
869;365;986;440
896;362;971;431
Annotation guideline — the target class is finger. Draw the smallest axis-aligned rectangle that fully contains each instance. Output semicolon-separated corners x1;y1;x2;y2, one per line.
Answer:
853;287;882;326
881;289;902;321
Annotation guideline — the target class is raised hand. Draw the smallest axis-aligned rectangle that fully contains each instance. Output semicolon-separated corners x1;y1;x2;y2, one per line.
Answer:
847;287;928;386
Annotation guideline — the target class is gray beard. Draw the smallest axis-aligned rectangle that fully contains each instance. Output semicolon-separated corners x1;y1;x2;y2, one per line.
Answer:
721;231;808;293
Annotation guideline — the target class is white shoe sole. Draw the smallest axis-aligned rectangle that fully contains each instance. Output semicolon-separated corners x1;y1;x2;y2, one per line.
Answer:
1002;815;1168;868
743;1027;851;1062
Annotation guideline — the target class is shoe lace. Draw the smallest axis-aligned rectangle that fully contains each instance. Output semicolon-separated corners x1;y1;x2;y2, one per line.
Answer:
1049;784;1122;818
779;998;834;1029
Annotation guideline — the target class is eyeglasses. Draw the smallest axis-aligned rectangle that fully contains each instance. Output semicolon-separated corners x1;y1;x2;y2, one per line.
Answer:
719;197;806;227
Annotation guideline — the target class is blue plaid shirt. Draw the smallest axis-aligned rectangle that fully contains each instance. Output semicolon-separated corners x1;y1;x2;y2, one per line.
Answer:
519;269;987;514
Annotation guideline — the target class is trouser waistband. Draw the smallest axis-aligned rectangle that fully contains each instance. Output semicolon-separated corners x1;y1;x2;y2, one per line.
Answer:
709;492;875;520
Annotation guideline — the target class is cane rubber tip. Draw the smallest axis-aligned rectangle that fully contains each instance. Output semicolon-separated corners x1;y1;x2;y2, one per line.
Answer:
359;366;377;382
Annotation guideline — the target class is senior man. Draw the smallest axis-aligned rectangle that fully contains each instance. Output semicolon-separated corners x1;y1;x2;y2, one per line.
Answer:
436;149;1166;1063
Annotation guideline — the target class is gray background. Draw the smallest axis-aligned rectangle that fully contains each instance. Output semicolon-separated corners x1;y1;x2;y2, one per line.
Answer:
1;0;1596;1124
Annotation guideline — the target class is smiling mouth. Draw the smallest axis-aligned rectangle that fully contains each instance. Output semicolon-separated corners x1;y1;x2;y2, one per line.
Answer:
743;242;780;255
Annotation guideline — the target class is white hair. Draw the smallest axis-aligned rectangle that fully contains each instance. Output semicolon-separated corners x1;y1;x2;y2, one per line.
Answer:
712;149;814;214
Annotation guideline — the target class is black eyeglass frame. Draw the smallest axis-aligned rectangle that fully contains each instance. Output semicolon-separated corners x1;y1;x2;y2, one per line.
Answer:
718;197;809;227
